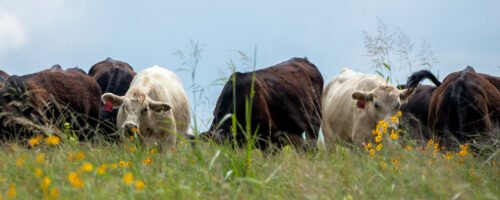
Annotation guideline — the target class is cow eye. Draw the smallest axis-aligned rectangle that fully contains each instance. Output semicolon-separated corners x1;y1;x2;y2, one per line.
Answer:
142;108;148;113
374;103;379;109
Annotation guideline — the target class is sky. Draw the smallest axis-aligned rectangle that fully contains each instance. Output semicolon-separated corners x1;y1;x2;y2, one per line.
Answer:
1;0;499;128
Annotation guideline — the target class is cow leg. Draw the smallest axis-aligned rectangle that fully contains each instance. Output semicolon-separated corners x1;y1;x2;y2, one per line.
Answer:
304;113;321;152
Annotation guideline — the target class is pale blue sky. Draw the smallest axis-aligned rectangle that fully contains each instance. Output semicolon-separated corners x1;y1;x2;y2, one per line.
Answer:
1;0;499;128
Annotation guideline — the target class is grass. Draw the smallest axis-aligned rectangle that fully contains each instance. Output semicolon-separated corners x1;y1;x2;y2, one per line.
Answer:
0;135;498;199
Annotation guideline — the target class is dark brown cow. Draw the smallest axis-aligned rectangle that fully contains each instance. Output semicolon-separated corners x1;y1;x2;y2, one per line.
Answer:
399;70;441;141
0;70;9;88
201;58;323;151
0;66;101;139
428;66;500;148
88;58;136;134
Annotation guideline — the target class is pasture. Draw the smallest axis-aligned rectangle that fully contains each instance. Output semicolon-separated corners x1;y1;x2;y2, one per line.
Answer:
0;126;499;199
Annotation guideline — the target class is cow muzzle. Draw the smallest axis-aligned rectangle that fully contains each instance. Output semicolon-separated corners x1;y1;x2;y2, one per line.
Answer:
123;122;139;133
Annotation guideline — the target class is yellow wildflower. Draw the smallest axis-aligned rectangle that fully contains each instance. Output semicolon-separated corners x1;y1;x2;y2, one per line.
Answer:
391;115;398;123
67;172;84;188
129;136;134;141
443;152;453;160
49;187;59;199
390;132;399;140
170;147;177;153
7;184;16;198
371;130;376;135
37;153;45;164
405;145;412;150
382;127;387;134
126;161;132;167
427;139;434;146
41;176;51;191
16;156;25;166
110;163;117;169
376;143;383;151
35;168;43;177
398;110;402;117
151;149;157;155
97;164;107;174
130;146;137;152
365;143;372;150
81;163;93;172
119;161;126;168
28;135;44;147
131;127;141;134
375;135;382;143
124;144;129;149
45;135;60;145
0;178;5;182
75;152;85;160
123;173;134;185
142;157;153;165
392;159;399;165
380;161;387;168
135;180;145;190
369;149;375;158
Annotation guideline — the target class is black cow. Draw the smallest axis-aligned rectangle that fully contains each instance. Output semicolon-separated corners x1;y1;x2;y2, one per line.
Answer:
0;66;101;139
399;70;441;142
428;66;500;148
202;58;323;151
88;57;136;134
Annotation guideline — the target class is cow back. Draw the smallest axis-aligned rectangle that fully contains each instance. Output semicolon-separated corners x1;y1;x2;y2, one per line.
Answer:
429;67;500;148
205;58;323;150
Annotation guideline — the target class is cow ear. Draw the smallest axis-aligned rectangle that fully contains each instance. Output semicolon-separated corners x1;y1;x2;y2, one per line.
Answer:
352;91;372;109
149;100;171;112
101;93;124;108
399;88;415;102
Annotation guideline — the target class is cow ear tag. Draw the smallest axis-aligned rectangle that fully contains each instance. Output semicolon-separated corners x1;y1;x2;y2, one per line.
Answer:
356;98;366;109
104;99;114;112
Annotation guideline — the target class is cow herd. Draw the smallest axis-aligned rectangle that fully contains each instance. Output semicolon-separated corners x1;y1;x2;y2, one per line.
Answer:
0;57;498;151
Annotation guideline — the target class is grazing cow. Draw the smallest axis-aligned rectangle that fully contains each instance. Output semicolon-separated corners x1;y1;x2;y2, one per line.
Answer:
88;58;136;134
101;66;190;148
428;66;500;148
201;58;323;151
0;70;9;88
322;68;414;146
0;66;101;139
398;70;441;141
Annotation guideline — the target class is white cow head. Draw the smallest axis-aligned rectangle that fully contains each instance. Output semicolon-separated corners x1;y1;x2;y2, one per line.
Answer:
101;91;171;134
352;85;414;129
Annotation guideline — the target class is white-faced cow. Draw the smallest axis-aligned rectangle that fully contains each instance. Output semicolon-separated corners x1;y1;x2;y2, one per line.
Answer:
101;66;190;148
321;68;414;146
201;58;323;151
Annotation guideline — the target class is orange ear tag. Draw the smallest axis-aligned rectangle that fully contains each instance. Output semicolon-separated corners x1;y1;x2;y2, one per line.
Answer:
104;99;114;112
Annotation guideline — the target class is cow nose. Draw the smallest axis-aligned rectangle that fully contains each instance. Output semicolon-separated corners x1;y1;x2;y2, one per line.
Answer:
124;123;138;132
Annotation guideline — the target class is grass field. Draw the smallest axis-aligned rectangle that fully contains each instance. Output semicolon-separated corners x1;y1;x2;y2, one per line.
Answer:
0;131;498;199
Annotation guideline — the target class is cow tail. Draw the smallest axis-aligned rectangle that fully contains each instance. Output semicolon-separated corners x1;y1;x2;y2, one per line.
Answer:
407;70;441;90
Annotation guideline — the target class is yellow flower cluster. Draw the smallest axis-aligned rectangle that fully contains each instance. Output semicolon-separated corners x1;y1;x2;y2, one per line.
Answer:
27;135;61;147
67;172;84;188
